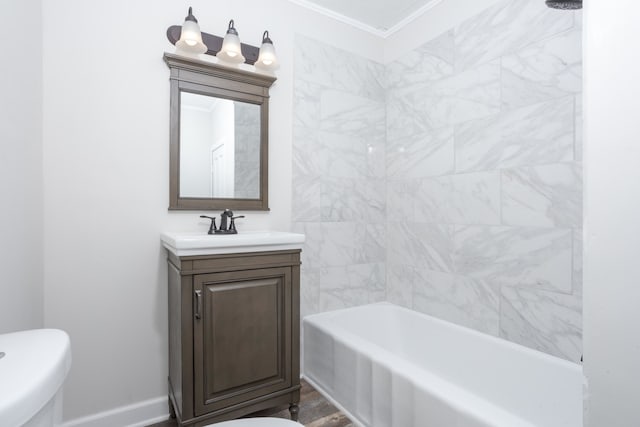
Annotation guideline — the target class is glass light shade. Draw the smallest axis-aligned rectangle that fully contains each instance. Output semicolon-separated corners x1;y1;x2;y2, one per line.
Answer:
216;20;245;64
255;32;279;71
175;8;207;55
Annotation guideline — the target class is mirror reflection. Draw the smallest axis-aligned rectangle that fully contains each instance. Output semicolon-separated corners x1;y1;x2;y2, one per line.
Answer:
180;92;261;199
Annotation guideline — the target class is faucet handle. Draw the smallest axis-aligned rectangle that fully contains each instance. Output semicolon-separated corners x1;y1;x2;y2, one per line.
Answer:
229;215;245;232
199;215;217;235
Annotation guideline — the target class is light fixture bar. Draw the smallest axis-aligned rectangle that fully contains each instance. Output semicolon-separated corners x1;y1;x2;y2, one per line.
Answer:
166;25;260;65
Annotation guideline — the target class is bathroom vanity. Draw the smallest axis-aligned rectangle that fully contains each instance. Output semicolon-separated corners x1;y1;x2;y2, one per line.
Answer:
161;231;304;426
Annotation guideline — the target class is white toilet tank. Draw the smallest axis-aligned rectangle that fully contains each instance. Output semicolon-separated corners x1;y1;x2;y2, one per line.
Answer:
0;329;72;427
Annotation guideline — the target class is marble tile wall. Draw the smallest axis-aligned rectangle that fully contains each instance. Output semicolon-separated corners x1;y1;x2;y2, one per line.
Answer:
293;0;582;362
234;102;260;199
292;35;387;318
385;0;582;361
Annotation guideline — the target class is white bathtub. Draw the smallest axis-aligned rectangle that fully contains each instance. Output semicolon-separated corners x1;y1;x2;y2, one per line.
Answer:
303;303;582;427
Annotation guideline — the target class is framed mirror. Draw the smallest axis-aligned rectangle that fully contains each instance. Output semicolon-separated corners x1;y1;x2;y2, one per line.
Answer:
164;53;276;210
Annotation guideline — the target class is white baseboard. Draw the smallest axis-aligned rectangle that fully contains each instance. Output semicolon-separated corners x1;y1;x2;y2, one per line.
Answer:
62;396;169;427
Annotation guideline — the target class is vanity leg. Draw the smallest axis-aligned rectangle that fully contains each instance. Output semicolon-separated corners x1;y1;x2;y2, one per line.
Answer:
168;397;176;419
289;403;299;421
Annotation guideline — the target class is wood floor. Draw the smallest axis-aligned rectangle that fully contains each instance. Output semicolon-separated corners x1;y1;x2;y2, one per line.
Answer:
146;380;353;427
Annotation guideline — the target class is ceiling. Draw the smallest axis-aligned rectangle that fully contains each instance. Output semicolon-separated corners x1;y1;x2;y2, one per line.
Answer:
289;0;443;37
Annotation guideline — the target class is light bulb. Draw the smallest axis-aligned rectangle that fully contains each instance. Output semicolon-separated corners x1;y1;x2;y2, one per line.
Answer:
255;31;279;71
216;20;245;64
175;7;207;56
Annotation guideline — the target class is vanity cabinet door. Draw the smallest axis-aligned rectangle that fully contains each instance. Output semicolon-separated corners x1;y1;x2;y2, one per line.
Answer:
193;267;292;416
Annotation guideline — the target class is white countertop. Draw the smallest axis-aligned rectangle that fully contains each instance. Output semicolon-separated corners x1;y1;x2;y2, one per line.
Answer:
161;231;305;256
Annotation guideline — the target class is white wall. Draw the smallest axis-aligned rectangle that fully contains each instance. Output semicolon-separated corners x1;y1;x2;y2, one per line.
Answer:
583;0;640;425
41;0;381;422
179;105;215;197
0;0;43;333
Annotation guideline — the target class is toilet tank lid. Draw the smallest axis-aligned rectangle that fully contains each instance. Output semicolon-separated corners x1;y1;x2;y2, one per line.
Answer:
0;329;72;427
208;418;303;427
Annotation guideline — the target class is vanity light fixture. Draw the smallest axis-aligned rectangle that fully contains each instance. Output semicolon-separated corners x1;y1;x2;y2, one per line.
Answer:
174;7;207;56
216;20;246;64
255;31;279;71
166;10;279;72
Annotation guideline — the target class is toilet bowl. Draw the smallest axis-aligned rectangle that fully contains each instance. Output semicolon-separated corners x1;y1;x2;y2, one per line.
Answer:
0;329;72;427
208;418;303;427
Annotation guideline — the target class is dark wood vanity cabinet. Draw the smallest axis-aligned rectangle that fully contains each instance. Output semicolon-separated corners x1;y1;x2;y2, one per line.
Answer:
167;250;301;426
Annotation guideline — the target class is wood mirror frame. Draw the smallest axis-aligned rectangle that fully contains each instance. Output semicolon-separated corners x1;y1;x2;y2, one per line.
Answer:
164;52;276;211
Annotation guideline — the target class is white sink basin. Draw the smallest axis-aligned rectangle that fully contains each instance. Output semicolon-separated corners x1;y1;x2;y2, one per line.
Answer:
0;329;71;427
161;231;305;256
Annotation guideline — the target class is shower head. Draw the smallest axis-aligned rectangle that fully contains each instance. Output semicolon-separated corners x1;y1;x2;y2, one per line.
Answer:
546;0;582;9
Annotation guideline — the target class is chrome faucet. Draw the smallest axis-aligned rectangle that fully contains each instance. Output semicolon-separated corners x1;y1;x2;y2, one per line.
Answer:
200;209;245;235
